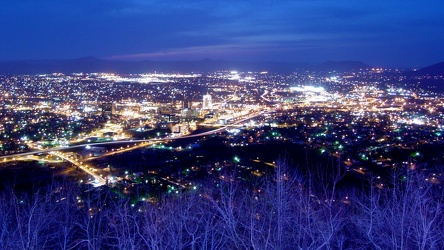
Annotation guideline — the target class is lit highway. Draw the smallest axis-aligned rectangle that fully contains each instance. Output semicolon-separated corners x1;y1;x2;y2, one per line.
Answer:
0;110;267;160
49;151;107;186
0;126;226;160
0;110;269;185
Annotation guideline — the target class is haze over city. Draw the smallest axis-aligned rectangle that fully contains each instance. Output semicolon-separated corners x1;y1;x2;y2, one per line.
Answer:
1;0;444;67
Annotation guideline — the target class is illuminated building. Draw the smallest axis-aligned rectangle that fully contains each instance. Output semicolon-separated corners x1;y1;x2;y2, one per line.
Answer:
181;108;198;121
202;94;212;110
101;103;115;117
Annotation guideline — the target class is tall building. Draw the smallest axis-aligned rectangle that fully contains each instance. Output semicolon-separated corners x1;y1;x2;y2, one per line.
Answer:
202;94;212;110
101;103;115;117
182;98;190;109
181;108;198;121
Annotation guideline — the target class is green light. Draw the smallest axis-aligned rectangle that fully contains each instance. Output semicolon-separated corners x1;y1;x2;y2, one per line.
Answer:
410;151;420;157
361;154;368;161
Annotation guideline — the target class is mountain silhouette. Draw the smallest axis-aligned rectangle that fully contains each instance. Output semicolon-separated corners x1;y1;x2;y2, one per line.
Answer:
418;61;444;75
0;57;375;74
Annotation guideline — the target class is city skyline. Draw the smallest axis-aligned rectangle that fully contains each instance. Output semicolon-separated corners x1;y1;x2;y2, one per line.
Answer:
1;0;444;67
1;64;444;248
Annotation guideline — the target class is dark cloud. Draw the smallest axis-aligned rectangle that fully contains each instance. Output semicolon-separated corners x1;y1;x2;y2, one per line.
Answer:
1;0;444;66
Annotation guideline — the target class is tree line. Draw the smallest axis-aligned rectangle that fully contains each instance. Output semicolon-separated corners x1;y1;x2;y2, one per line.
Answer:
0;160;443;250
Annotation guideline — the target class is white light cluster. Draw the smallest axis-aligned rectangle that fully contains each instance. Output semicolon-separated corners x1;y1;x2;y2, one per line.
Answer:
290;86;325;93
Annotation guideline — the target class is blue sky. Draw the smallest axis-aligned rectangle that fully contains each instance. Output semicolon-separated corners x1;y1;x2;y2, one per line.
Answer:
1;0;444;66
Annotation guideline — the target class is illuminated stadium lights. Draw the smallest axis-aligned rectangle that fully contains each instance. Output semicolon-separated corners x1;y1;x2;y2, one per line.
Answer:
411;118;425;125
290;86;326;93
307;95;330;102
99;73;201;84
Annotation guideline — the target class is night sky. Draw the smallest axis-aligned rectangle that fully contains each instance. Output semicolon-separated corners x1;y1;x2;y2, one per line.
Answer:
1;0;444;67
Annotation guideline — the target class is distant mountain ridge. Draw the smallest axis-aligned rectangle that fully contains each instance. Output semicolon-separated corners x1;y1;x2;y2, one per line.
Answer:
0;57;372;74
314;60;371;72
418;61;444;75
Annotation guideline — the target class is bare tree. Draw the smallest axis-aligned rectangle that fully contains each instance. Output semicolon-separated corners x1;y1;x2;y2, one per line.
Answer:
306;157;348;249
9;188;59;250
352;175;385;249
138;202;166;250
0;158;442;249
50;182;82;250
76;187;110;250
210;171;250;249
410;182;444;250
106;198;142;249
0;192;13;249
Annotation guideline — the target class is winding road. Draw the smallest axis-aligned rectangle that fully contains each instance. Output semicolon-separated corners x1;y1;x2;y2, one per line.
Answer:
0;110;270;185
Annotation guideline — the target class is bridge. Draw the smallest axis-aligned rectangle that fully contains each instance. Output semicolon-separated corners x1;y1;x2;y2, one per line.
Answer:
0;110;270;186
49;151;107;186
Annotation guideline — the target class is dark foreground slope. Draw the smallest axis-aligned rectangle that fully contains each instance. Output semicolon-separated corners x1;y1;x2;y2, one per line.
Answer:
0;163;442;250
